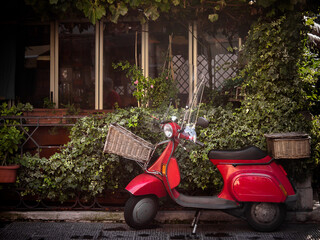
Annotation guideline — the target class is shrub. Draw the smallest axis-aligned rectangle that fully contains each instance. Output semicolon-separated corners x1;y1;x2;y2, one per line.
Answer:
0;102;33;165
16;14;320;200
17;108;164;201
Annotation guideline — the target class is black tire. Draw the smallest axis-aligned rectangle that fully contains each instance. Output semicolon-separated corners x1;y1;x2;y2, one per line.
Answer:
124;195;159;229
245;202;286;232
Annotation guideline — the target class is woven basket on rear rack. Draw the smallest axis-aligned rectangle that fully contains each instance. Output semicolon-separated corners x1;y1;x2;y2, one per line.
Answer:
103;124;155;163
264;132;311;159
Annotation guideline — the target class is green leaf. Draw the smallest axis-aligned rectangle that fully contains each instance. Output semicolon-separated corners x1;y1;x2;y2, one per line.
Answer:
305;17;314;26
172;0;180;6
117;2;128;16
49;0;59;4
95;5;106;20
208;13;219;22
217;0;226;7
144;6;160;20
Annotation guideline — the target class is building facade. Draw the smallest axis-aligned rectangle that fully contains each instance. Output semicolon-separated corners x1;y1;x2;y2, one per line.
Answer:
0;3;241;110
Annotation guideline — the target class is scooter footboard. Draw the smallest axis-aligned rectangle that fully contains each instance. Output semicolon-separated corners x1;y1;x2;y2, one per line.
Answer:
125;173;167;198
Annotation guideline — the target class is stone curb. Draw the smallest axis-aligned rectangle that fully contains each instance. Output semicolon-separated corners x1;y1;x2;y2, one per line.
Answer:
0;207;319;223
0;210;242;223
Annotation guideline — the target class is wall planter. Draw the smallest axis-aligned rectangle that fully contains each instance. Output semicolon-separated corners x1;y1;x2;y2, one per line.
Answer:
23;109;113;124
21;109;113;158
23;127;70;148
0;165;20;183
23;109;68;124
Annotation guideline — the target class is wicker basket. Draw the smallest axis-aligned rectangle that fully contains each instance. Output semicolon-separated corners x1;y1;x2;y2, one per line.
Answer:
264;132;311;159
103;124;155;163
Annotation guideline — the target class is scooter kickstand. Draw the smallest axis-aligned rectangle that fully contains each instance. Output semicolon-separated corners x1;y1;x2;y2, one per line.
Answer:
191;210;201;235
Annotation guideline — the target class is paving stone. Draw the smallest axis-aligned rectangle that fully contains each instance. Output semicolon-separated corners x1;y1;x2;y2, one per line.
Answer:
0;222;320;240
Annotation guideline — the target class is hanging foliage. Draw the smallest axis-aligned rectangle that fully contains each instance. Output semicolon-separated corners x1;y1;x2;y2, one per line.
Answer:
25;0;319;25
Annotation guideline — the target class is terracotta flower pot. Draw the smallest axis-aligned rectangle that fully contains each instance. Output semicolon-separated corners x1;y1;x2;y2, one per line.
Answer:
0;165;20;183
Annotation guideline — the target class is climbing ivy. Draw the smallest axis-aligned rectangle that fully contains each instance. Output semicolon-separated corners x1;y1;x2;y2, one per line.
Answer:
16;13;320;200
17;108;164;201
177;13;320;191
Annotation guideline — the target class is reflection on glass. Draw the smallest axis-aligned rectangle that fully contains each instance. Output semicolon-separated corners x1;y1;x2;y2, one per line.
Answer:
148;21;189;106
103;22;141;109
59;23;95;109
16;25;50;108
197;28;239;90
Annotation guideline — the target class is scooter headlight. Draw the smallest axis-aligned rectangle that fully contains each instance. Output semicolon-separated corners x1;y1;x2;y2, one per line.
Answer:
163;124;173;138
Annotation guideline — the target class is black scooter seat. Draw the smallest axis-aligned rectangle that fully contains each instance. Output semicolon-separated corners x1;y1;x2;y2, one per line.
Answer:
208;146;268;160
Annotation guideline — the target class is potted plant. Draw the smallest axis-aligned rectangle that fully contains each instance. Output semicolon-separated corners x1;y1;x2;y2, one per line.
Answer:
0;103;26;183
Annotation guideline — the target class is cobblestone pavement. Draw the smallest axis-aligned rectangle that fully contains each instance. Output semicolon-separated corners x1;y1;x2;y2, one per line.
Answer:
0;221;320;240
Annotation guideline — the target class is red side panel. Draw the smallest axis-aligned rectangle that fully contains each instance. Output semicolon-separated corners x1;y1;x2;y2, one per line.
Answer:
232;174;285;202
216;162;295;203
125;173;167;198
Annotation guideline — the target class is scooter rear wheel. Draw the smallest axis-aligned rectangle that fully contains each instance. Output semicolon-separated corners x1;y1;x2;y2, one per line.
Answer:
246;202;286;232
124;195;159;229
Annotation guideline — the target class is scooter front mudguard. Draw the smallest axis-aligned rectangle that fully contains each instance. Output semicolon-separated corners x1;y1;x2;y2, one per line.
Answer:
125;173;167;198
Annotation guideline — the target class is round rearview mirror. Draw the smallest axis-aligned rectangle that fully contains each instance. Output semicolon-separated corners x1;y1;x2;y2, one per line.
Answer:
196;117;209;128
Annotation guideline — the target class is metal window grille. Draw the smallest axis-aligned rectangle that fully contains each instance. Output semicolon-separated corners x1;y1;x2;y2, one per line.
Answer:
197;53;238;89
172;55;189;94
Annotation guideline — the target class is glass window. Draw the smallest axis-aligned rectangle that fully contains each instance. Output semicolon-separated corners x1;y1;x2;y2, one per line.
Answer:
103;22;141;109
197;28;239;90
148;21;189;106
59;23;95;109
15;25;50;108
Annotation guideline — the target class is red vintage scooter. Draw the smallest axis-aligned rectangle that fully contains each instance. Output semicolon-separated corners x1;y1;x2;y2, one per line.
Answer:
105;80;297;233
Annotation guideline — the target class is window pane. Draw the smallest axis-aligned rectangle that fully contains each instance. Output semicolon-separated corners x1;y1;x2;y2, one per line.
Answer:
59;23;95;109
103;22;141;109
197;28;239;90
16;25;50;108
149;21;189;106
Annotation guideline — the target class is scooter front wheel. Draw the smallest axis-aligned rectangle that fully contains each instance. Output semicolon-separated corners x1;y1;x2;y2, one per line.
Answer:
245;202;286;232
124;195;159;229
